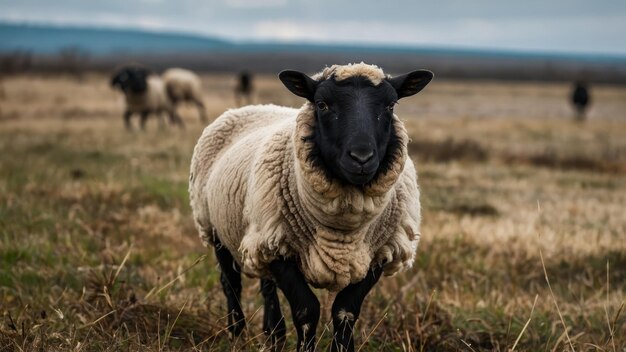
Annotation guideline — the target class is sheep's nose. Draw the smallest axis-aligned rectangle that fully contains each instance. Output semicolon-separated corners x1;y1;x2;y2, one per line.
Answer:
349;149;374;164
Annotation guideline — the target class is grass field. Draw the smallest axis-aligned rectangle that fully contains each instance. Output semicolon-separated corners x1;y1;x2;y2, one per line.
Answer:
1;73;625;351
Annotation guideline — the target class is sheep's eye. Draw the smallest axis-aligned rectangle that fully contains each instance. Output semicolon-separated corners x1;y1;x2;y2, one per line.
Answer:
316;101;329;111
387;102;397;112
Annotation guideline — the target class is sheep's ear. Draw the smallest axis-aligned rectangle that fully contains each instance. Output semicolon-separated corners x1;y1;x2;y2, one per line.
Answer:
387;70;433;99
279;70;318;102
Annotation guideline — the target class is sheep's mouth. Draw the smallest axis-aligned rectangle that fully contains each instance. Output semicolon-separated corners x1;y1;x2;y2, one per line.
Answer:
341;167;377;186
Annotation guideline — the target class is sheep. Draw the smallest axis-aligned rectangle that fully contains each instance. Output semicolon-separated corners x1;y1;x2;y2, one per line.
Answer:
161;68;208;123
189;63;433;352
110;65;184;130
571;81;591;121
234;70;254;106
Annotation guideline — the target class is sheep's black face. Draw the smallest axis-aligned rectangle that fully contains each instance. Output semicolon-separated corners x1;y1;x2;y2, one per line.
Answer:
310;77;397;185
111;66;150;94
280;68;433;186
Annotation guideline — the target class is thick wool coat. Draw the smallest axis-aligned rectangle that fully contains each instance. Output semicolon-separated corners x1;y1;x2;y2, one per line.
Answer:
189;64;421;290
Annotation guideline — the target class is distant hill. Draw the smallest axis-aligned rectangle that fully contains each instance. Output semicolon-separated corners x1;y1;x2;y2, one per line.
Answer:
0;22;232;54
2;22;626;83
3;22;626;62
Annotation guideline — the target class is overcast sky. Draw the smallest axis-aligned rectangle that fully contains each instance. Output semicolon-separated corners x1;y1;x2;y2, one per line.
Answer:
1;0;626;55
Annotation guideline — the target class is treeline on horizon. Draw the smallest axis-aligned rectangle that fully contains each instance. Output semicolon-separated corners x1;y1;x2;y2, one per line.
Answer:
2;49;626;84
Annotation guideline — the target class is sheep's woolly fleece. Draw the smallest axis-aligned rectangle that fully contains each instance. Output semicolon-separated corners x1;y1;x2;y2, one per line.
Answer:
124;75;171;113
189;63;421;291
162;68;203;102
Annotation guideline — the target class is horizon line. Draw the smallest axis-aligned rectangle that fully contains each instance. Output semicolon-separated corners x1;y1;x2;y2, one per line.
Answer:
2;19;626;61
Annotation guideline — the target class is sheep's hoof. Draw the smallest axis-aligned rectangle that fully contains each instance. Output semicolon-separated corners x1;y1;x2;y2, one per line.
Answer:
268;336;286;352
228;317;246;337
263;317;286;351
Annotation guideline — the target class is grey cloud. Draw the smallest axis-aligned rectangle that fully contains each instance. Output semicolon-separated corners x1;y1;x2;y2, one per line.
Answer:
1;0;625;54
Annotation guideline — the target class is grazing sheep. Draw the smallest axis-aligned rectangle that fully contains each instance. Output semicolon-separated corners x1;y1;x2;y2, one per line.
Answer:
235;70;253;106
162;68;207;123
110;65;184;130
189;63;433;352
571;81;591;121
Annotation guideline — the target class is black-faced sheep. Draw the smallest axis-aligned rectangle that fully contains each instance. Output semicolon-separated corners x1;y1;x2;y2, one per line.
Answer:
110;65;184;130
162;68;208;123
189;63;433;352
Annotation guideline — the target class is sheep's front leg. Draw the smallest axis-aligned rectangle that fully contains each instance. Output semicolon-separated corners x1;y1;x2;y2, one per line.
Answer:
269;259;320;352
167;109;185;128
214;241;246;337
139;111;150;130
330;265;383;352
123;110;133;130
260;278;286;351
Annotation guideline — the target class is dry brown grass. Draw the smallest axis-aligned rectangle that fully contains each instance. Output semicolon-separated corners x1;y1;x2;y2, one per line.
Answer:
1;73;625;351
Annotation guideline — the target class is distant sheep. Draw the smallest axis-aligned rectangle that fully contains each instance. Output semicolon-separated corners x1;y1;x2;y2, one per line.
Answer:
189;63;433;351
162;68;207;123
110;65;183;130
234;70;253;106
571;81;591;121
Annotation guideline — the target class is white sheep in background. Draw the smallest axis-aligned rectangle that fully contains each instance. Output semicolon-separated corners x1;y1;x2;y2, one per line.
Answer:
162;68;208;123
189;63;433;352
110;65;184;130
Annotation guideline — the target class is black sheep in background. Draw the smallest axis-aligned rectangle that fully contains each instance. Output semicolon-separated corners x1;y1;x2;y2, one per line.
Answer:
110;64;184;130
571;81;591;121
235;70;253;107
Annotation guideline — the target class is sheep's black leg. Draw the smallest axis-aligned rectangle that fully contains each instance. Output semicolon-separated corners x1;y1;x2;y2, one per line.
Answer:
330;265;383;352
261;278;286;351
123;110;132;130
139;111;149;130
194;99;208;122
167;109;185;128
157;110;166;130
269;259;320;352
214;241;246;337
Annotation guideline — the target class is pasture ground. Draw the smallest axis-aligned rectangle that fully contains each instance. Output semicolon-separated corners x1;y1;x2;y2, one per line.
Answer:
1;73;625;351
